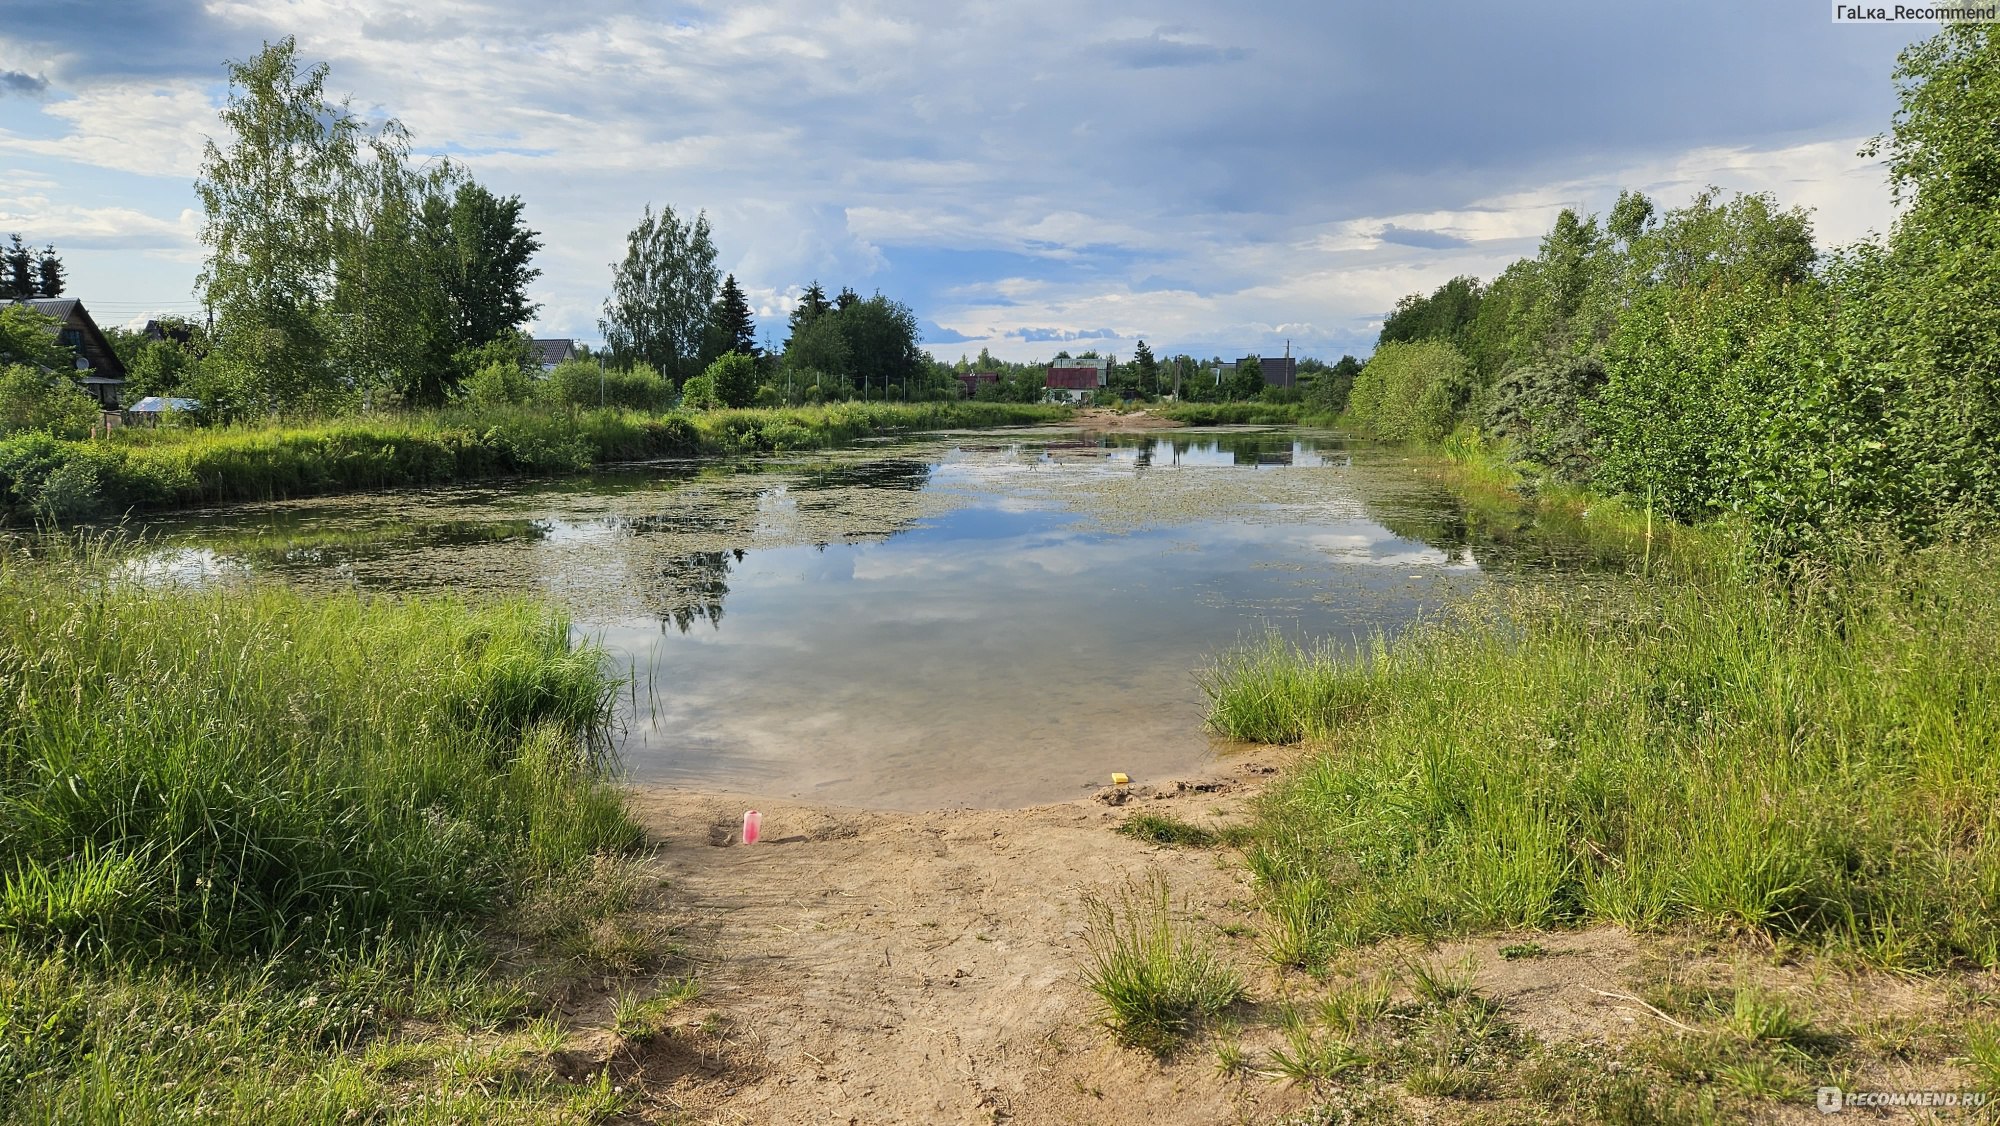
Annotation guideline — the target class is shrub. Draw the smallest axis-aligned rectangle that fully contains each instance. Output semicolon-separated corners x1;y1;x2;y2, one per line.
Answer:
1345;340;1474;443
678;372;720;410
544;359;670;411
0;364;100;440
703;352;759;409
1482;356;1605;481
463;360;536;408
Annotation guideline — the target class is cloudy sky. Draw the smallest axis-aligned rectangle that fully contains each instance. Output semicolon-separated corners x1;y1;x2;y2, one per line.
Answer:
0;2;1928;362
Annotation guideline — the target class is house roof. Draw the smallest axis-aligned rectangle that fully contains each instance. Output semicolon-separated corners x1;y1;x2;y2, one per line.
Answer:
531;338;577;366
7;298;126;380
1046;367;1102;390
15;298;79;321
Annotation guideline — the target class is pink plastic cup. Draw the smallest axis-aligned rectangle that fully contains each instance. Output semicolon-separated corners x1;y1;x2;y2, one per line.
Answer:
742;810;761;845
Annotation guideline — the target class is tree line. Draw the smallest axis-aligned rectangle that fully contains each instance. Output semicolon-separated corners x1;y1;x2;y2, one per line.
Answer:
1345;22;2000;564
0;37;944;426
1;236;66;300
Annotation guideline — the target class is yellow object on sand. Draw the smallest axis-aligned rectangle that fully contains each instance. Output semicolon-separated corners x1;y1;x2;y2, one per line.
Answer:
1110;772;1130;785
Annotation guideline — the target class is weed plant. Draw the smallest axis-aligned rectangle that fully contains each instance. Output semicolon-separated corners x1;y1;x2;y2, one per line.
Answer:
1080;874;1244;1057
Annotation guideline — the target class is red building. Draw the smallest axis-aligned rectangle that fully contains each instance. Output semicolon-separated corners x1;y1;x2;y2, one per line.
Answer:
955;371;1000;398
1044;357;1108;402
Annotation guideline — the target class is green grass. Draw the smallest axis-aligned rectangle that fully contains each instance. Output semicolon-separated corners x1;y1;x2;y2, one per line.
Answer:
0;542;647;1118
0;400;1070;521
1080;874;1244;1057
1206;540;2000;972
1116;813;1221;848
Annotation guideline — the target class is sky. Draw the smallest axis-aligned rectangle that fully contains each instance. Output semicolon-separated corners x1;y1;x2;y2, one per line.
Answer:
0;2;1932;363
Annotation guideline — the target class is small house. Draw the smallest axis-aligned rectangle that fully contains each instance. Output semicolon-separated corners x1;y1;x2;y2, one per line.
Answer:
531;338;578;371
7;298;126;408
1045;357;1109;403
1241;355;1298;389
955;371;1000;398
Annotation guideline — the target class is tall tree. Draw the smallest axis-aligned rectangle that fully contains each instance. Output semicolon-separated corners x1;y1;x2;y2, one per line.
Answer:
1380;275;1483;349
34;245;64;298
1131;339;1158;395
787;282;830;342
329;131;457;405
710;273;759;357
3;235;33;300
600;203;718;383
430;181;541;350
195;36;367;412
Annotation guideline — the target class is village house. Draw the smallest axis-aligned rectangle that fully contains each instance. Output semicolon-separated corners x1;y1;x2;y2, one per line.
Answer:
7;297;126;408
1044;356;1109;403
531;338;578;371
954;371;1000;398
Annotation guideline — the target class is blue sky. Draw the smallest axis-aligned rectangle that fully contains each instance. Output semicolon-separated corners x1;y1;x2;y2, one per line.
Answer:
0;2;1928;362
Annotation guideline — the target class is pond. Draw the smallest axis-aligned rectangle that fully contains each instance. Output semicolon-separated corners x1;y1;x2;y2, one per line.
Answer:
116;426;1613;809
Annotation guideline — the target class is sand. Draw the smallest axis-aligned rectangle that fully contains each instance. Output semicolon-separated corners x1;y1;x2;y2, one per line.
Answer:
574;760;1774;1125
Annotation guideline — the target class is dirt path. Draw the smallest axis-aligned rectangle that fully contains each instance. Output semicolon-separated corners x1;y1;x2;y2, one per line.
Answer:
612;761;1307;1124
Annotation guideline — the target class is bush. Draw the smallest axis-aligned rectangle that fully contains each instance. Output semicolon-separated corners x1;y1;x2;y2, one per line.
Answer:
544;359;670;411
678;372;720;410
1483;356;1605;481
0;364;100;440
1345;341;1475;444
703;352;759;409
463;360;536;408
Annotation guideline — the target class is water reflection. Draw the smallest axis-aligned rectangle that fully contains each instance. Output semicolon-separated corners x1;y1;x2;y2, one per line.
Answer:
102;428;1621;809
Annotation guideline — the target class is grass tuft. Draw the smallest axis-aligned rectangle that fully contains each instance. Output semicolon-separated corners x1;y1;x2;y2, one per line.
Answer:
1080;873;1244;1057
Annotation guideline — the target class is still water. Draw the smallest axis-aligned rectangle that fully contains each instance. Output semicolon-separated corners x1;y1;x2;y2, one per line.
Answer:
121;426;1603;809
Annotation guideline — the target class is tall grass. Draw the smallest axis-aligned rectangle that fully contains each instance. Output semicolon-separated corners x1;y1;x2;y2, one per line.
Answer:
1080;874;1244;1057
1207;544;2000;971
0;545;641;1115
0;401;1069;522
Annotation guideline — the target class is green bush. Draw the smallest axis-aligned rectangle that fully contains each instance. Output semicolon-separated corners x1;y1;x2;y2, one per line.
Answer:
1482;356;1604;481
543;359;670;411
462;360;536;408
703;352;759;409
0;364;100;440
678;372;720;410
1345;341;1474;444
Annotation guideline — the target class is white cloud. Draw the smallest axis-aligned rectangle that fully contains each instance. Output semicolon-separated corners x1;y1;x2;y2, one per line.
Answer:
0;2;1914;356
0;83;213;179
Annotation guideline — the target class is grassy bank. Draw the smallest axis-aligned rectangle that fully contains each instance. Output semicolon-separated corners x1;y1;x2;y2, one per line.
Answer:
0;548;655;1119
1203;541;2000;973
0;400;1070;522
